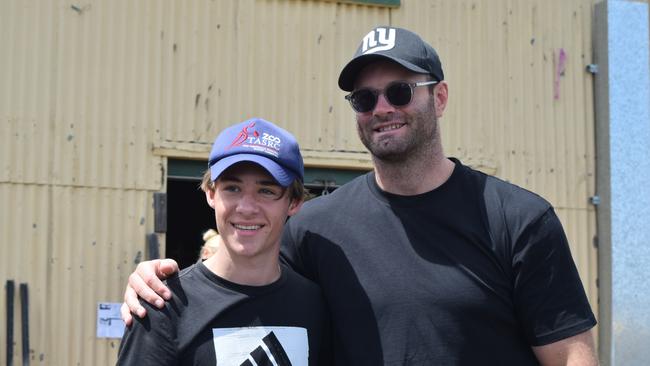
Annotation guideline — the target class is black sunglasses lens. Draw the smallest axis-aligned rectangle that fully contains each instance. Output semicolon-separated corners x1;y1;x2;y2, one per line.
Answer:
385;82;413;106
350;89;377;113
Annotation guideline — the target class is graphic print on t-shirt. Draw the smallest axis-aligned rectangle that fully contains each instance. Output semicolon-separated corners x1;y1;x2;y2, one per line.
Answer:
212;326;308;366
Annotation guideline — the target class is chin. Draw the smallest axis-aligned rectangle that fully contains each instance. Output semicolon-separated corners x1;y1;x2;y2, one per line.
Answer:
369;147;408;161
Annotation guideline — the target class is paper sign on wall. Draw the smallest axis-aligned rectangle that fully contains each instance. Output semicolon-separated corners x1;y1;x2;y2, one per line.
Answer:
96;302;125;338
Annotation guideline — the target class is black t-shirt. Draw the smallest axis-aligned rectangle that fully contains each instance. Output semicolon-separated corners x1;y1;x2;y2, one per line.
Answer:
117;262;330;365
281;158;596;365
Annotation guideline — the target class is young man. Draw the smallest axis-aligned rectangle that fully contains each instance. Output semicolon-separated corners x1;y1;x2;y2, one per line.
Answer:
117;118;329;365
122;27;598;365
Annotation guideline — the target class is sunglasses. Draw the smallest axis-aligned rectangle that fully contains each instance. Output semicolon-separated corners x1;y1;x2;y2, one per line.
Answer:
345;80;438;113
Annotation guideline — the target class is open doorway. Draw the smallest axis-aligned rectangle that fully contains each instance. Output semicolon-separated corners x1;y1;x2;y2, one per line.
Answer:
166;177;215;269
165;159;368;269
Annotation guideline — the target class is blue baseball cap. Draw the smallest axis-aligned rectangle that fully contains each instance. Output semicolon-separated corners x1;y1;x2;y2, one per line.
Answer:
208;118;304;187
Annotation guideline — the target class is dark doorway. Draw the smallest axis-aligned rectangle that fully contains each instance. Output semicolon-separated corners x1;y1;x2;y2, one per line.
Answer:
166;178;215;269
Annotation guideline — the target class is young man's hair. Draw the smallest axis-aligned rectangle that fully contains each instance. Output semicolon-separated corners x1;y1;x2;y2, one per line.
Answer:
200;168;306;202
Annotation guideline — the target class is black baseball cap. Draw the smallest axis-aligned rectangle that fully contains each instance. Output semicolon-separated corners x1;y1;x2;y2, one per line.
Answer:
338;26;444;91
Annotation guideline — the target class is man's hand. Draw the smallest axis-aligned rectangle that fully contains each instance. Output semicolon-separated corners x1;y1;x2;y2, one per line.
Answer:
120;258;179;326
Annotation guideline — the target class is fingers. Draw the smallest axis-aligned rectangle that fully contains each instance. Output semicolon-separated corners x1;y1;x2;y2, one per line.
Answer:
125;272;155;314
120;301;134;326
124;263;164;308
158;258;180;280
132;259;174;303
140;259;174;301
123;259;178;317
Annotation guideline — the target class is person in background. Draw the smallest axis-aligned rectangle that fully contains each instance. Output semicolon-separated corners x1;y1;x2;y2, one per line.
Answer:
117;118;329;365
121;27;597;365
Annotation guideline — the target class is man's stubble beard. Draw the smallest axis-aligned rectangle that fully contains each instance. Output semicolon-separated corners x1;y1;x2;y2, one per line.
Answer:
357;98;438;163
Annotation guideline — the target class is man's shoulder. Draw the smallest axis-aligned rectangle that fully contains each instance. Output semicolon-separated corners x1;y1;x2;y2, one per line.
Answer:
487;178;550;222
130;269;195;324
157;264;216;315
301;172;372;212
455;159;551;215
455;160;555;244
167;263;205;293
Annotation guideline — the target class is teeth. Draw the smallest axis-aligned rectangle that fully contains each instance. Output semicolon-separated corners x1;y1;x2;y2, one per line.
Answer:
234;224;262;230
378;124;402;132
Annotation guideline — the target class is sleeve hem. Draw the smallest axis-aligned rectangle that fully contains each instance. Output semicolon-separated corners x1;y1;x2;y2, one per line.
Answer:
530;317;597;346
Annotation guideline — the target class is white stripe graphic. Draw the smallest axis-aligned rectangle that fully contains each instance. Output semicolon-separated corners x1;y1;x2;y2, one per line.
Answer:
260;342;280;366
246;355;258;366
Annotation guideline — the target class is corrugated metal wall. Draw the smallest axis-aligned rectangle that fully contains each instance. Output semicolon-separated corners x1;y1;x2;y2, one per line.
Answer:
0;0;599;364
1;1;161;364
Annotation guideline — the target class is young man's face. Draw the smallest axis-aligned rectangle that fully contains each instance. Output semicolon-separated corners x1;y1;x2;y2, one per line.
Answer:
205;162;302;262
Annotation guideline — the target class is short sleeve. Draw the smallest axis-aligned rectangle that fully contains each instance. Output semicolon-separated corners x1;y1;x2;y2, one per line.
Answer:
116;302;178;365
511;209;597;346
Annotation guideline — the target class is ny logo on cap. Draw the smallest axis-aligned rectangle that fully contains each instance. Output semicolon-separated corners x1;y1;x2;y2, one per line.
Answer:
361;27;396;55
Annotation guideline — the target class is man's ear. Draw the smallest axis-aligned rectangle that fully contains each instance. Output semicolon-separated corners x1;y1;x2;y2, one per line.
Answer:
434;81;448;118
205;189;216;208
287;198;304;217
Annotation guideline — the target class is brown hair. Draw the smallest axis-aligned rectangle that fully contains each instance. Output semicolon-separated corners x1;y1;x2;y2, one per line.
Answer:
200;168;306;202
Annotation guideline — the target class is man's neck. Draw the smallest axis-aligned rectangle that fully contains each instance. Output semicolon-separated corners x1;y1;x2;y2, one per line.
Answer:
203;251;281;286
373;153;455;196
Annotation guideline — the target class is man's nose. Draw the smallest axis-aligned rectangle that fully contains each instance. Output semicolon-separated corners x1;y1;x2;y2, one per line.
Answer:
373;93;396;115
235;193;260;214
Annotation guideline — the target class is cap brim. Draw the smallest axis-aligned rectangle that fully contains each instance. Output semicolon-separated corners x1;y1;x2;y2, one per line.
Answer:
210;154;297;187
338;54;430;91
